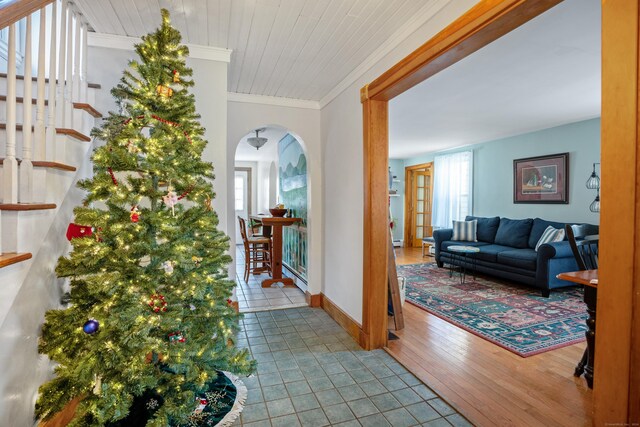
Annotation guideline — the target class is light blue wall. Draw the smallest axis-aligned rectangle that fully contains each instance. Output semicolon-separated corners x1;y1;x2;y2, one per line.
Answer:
401;118;601;225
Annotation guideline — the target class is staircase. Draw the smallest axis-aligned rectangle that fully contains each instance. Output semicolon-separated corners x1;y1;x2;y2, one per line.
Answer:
0;1;103;424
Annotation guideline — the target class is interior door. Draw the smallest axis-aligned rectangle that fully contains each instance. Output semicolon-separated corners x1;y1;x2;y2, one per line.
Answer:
406;167;433;247
234;169;250;243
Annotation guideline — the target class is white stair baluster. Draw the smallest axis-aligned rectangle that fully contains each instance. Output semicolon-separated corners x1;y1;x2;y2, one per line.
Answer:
34;6;47;161
73;13;81;103
4;24;19;204
46;0;58;161
56;0;67;129
81;21;88;103
64;10;73;129
19;15;34;203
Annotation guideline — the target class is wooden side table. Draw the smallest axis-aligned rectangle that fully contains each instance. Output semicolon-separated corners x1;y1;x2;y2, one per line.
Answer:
557;269;598;389
260;217;300;287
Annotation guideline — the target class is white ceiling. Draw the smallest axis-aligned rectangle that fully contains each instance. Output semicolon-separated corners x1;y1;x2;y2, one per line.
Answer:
235;126;287;162
74;0;436;101
389;0;601;159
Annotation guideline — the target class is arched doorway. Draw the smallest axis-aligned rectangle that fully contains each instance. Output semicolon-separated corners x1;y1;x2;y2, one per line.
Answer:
232;125;311;312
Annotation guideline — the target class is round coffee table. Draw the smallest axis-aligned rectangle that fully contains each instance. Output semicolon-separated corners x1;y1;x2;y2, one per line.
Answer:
447;245;480;284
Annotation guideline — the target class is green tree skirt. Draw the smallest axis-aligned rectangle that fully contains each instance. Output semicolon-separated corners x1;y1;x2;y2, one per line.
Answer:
106;371;247;427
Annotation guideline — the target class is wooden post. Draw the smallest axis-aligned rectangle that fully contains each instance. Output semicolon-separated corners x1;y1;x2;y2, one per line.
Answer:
596;1;640;424
361;90;389;350
3;23;19;204
388;231;404;330
19;15;34;203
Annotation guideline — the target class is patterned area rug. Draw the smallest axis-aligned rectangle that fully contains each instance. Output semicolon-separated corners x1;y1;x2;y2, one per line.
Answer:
398;263;587;357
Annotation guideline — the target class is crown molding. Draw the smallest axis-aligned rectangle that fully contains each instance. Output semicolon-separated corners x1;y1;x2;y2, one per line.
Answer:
319;0;451;108
87;32;232;63
227;92;320;110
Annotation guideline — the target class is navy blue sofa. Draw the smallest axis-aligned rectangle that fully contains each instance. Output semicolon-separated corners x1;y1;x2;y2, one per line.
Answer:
433;216;599;297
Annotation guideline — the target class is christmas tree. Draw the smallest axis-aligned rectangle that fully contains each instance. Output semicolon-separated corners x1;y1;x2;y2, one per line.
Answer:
36;10;254;426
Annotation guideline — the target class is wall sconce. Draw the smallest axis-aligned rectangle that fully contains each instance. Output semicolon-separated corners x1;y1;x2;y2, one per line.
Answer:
586;162;600;212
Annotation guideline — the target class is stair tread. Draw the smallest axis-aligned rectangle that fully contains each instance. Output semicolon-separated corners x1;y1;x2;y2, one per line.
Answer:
0;73;101;89
0;252;32;268
72;102;103;118
0;123;91;142
0;95;103;117
0;158;76;171
0;203;57;211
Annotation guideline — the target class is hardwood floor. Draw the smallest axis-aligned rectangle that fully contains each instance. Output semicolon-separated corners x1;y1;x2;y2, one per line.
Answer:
389;246;593;426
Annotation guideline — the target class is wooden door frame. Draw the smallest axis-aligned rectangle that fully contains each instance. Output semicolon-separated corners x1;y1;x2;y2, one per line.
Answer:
361;0;639;423
403;162;433;248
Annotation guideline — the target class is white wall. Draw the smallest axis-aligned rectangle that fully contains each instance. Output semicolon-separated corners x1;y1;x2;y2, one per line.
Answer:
227;101;322;295
256;160;273;214
321;0;480;323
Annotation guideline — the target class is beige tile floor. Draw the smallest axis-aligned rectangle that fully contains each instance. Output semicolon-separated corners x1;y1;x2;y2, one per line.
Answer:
236;245;308;312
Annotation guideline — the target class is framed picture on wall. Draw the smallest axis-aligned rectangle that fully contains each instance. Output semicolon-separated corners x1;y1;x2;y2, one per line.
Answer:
513;153;569;204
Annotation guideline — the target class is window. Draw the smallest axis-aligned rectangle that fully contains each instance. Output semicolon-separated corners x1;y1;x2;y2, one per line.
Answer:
0;18;24;68
432;151;473;229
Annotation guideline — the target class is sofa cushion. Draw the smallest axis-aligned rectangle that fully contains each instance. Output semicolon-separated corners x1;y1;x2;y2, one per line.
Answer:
528;218;567;248
497;249;538;270
470;244;513;263
465;215;500;243
494;218;533;249
452;220;477;241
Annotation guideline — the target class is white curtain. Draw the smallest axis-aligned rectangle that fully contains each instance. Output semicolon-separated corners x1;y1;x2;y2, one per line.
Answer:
432;151;473;229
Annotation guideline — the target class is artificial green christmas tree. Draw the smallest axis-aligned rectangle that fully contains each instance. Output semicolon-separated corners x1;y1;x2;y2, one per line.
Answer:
36;10;254;426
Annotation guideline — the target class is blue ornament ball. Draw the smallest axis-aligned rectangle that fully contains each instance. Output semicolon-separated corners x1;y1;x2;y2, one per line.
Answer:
83;319;100;334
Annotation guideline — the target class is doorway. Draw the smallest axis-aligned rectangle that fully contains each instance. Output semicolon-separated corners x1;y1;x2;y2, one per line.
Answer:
234;167;251;244
404;162;433;248
361;0;639;424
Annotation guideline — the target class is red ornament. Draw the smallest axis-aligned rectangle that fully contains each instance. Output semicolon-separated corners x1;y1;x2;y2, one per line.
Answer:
149;293;168;313
168;331;185;344
130;205;141;223
66;223;93;241
107;167;118;186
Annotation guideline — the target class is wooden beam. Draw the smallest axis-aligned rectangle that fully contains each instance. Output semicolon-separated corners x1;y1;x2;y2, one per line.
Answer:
596;1;640;424
366;0;563;101
0;0;55;29
361;93;389;350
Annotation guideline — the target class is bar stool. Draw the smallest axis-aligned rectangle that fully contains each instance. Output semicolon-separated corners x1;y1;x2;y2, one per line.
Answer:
238;216;272;282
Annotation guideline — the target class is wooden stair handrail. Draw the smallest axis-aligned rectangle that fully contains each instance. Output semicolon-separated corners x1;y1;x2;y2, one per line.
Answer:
0;0;55;30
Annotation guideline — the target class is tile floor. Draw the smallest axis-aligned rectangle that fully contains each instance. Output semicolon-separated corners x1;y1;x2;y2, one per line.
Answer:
233;307;472;427
235;245;308;312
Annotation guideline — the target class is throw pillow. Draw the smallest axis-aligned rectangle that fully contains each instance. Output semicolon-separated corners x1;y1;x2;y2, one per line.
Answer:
535;225;566;251
466;215;500;243
452;220;478;242
494;217;534;248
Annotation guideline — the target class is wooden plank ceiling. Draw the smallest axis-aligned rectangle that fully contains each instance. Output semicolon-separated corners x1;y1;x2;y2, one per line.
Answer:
73;0;433;101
